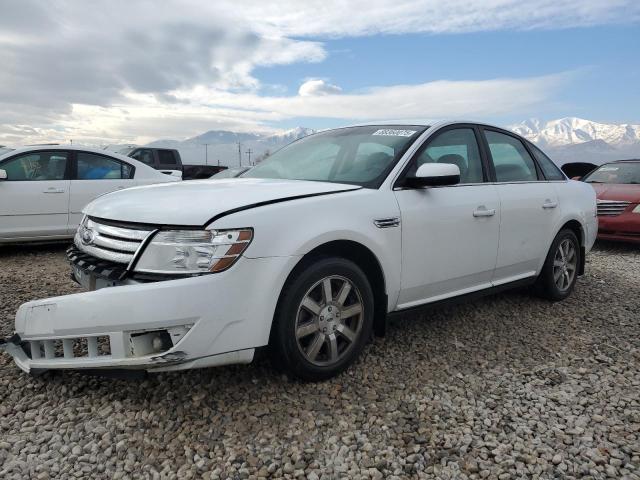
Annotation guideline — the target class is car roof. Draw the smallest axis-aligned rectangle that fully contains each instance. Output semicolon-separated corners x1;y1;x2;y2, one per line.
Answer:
611;159;640;163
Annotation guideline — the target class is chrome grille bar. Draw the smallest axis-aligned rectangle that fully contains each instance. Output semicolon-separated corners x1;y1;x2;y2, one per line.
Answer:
75;217;154;264
596;200;630;216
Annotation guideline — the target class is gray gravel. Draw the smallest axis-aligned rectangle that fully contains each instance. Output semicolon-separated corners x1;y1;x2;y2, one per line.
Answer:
1;242;639;479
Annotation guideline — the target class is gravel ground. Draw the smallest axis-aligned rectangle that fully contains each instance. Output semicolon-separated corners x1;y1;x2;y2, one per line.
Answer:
0;242;638;479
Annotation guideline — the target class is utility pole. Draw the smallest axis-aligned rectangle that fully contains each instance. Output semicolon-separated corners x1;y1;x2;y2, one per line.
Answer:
246;148;252;166
202;143;211;165
70;139;73;145
237;142;242;167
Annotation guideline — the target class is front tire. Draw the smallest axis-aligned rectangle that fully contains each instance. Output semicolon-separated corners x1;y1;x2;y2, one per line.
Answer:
536;229;581;301
271;257;374;381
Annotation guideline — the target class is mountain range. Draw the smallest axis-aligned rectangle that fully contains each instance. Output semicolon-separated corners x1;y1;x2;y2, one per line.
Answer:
145;127;316;167
509;117;640;165
132;118;639;167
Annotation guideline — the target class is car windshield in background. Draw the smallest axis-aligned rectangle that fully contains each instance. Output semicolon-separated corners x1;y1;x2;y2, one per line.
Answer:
583;162;640;184
211;167;250;179
117;147;136;156
242;126;426;187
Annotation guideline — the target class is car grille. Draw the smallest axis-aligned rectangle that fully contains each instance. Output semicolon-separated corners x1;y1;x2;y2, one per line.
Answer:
596;200;630;217
27;336;111;360
75;217;155;265
67;245;128;280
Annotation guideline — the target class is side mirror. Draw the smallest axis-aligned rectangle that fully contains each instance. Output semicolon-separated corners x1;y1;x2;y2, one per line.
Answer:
404;163;460;188
0;169;7;180
571;176;582;181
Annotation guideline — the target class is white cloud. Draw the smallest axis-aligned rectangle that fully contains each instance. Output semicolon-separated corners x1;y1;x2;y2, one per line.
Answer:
0;73;570;146
229;0;640;36
0;0;637;145
298;79;343;97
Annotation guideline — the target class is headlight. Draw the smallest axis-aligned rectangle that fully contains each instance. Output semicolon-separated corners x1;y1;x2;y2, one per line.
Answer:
633;204;640;214
135;228;253;274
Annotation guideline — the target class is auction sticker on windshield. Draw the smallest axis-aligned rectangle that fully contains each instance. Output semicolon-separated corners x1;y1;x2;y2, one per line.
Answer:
372;129;416;137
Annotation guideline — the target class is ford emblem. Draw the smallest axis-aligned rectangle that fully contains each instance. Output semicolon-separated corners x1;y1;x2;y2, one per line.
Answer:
81;227;95;245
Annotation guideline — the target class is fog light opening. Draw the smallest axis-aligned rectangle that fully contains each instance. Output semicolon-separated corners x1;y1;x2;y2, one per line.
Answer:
128;330;174;357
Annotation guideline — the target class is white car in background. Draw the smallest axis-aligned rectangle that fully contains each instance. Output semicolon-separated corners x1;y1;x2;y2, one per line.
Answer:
0;146;179;243
1;122;597;380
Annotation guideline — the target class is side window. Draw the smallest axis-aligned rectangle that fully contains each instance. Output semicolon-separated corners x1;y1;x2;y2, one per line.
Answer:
157;150;178;166
76;153;133;180
485;130;539;182
0;151;68;181
130;149;155;166
529;144;565;180
409;128;484;183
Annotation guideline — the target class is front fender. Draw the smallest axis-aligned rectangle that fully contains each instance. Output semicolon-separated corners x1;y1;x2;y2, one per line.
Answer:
211;188;403;311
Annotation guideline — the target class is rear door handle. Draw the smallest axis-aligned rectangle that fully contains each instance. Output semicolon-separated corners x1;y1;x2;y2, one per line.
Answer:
473;206;496;217
542;200;558;209
43;188;65;194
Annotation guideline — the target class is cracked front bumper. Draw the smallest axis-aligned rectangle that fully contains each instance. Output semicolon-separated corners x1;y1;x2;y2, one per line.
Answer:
1;255;299;374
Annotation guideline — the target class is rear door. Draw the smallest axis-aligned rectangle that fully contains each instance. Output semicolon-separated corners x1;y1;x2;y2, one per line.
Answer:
0;150;71;240
394;125;501;308
480;128;561;284
68;151;137;232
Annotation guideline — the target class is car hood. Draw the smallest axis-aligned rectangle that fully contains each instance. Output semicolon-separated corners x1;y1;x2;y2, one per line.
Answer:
84;178;361;226
590;183;640;203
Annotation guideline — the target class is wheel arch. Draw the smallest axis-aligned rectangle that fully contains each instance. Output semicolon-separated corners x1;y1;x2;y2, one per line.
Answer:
557;218;586;275
272;240;389;341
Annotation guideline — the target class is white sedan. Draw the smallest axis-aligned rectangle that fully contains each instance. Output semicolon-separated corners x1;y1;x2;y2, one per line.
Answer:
0;146;179;243
1;122;597;380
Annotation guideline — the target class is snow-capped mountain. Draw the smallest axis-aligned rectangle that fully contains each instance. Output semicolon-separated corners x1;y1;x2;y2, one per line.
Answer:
146;127;316;166
509;117;640;165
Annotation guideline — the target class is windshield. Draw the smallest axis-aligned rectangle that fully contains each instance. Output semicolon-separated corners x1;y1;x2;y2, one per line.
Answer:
242;125;426;187
117;147;136;155
583;162;640;184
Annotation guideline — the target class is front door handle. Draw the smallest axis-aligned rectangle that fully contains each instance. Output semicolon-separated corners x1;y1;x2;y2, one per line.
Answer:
542;200;558;209
473;206;496;217
43;188;65;194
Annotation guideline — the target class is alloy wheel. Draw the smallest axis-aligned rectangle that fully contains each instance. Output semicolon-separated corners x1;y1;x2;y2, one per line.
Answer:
295;275;364;366
553;238;577;291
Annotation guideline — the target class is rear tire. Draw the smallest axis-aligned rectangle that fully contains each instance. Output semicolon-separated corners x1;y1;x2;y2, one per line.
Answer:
270;257;374;381
536;229;580;301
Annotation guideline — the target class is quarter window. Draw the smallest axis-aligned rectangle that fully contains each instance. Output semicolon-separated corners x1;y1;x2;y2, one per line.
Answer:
529;144;565;180
76;153;133;180
485;131;539;182
409;128;484;184
0;151;68;181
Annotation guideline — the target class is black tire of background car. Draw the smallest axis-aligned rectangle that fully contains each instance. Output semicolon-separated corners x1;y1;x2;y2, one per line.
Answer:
535;228;581;301
270;256;374;382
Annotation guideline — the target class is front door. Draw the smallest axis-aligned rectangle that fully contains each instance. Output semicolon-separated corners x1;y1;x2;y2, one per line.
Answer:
394;126;500;309
0;151;70;240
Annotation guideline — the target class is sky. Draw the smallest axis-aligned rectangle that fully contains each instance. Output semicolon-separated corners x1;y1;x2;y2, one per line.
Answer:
0;0;639;146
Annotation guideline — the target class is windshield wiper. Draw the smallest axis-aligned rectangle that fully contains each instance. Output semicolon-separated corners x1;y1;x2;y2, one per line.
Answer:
586;180;603;183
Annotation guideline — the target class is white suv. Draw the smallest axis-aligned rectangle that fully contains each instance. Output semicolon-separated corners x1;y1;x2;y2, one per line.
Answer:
1;122;597;381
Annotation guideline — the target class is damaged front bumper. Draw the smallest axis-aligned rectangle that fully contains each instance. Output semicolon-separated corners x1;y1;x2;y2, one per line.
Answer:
1;254;299;374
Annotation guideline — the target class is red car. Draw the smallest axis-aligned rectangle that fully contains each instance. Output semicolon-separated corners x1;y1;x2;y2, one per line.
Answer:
583;160;640;243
